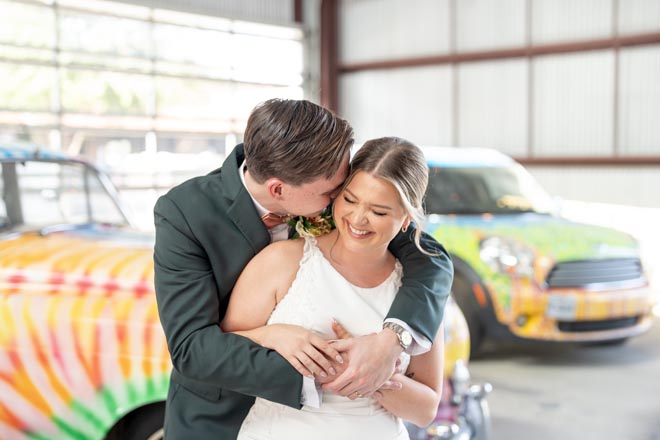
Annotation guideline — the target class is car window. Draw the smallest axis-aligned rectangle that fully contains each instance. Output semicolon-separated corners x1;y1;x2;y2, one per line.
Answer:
6;160;127;228
425;164;553;215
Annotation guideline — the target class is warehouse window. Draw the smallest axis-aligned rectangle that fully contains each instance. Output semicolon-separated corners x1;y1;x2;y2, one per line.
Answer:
0;0;304;164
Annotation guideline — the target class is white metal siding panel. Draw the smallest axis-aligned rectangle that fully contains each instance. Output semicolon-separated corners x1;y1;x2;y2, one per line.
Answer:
528;166;660;208
339;66;453;146
456;0;526;51
458;59;528;156
619;0;660;34
619;45;660;155
531;0;613;44
533;51;614;156
339;0;450;64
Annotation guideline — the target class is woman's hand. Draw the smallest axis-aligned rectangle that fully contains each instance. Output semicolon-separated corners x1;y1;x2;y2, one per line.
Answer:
331;319;352;339
321;329;404;398
258;324;345;379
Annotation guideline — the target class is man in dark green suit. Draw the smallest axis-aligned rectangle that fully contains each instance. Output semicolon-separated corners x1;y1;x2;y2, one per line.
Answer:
154;99;453;439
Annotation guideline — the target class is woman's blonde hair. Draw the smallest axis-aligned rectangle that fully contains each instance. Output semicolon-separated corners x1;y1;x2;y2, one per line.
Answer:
347;137;433;255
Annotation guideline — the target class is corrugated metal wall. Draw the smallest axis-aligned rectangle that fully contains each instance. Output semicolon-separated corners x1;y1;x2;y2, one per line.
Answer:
339;66;453;145
532;51;614;157
337;0;660;207
458;59;528;156
340;0;451;62
530;166;659;208
619;45;660;154
456;0;525;51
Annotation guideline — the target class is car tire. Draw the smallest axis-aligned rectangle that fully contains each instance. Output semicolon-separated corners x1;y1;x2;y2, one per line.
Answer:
451;272;485;358
108;402;165;440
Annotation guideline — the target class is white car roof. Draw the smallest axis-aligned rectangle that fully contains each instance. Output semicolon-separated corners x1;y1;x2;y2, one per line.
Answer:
0;143;73;162
421;146;515;168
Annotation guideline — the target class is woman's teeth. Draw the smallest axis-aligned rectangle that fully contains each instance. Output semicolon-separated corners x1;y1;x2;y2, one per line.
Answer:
348;224;369;235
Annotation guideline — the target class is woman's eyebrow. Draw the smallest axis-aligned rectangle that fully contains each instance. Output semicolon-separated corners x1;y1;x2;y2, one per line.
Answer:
345;188;393;210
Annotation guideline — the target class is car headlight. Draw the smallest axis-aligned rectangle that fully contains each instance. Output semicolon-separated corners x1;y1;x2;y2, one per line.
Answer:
479;236;535;276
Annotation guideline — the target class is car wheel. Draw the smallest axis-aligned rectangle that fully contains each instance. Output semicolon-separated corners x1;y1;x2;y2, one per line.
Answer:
107;402;165;440
451;272;485;358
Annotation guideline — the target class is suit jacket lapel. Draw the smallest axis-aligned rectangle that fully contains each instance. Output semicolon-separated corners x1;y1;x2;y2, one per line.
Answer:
221;145;271;253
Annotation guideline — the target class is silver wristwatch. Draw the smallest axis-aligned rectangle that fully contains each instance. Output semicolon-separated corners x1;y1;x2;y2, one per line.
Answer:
383;322;413;350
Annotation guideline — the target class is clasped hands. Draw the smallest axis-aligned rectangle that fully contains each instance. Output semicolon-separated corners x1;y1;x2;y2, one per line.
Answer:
261;321;404;400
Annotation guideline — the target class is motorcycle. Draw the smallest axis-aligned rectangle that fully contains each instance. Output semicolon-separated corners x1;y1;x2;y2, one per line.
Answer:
406;296;492;440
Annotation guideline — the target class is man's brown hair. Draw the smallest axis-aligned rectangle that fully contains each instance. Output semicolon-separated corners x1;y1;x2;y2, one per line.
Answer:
243;99;354;185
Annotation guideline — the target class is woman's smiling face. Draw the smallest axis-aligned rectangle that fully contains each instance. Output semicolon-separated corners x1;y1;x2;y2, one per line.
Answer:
333;171;410;252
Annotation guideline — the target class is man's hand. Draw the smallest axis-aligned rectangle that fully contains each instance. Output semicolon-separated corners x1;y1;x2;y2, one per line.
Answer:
321;329;403;399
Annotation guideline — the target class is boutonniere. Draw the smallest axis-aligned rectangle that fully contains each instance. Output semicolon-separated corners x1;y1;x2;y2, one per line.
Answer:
287;209;335;239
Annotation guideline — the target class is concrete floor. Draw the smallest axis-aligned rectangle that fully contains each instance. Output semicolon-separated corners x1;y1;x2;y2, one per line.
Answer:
469;317;660;440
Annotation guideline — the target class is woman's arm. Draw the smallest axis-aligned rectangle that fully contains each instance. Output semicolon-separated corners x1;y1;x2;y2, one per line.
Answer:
221;240;295;332
375;324;444;427
221;240;342;378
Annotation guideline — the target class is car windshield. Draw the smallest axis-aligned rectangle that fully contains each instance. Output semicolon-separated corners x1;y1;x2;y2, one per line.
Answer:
425;163;554;215
0;160;128;231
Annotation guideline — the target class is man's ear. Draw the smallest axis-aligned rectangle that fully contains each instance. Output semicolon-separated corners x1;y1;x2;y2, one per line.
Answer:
265;178;285;199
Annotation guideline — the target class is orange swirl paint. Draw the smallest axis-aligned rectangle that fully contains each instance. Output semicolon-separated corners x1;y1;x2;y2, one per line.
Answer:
23;297;73;407
113;299;134;378
47;296;75;387
0;401;27;431
2;351;52;416
141;302;160;377
71;298;106;389
51;245;97;274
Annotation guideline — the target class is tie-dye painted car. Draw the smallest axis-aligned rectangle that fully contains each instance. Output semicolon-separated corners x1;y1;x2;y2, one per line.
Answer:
0;144;169;440
423;147;654;355
0;144;490;440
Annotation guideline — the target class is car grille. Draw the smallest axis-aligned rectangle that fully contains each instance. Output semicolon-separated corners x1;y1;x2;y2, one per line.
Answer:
557;316;640;332
545;258;644;288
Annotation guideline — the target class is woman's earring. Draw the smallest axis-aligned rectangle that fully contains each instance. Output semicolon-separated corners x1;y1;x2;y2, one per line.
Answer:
401;224;408;233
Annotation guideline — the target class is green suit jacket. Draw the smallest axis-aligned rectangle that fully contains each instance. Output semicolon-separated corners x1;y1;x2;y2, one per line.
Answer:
153;144;453;439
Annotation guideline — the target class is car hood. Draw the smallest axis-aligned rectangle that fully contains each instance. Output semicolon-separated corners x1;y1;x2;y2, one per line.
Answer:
0;225;155;295
427;212;639;264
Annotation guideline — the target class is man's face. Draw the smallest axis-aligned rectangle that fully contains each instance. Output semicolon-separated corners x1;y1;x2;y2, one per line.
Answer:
279;153;350;217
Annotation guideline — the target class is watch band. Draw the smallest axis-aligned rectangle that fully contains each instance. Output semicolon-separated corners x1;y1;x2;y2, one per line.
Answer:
383;322;412;350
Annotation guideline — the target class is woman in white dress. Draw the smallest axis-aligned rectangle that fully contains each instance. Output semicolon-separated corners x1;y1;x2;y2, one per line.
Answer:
221;137;444;439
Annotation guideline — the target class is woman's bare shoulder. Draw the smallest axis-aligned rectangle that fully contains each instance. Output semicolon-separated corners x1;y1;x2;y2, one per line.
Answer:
252;238;305;271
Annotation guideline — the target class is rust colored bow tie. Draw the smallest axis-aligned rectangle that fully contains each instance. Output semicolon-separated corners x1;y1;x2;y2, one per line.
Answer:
261;212;291;229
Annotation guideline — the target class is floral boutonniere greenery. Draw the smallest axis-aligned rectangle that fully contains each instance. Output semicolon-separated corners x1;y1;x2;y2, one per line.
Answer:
287;209;335;239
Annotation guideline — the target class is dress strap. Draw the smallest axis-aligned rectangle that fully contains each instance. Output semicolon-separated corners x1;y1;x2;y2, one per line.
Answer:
300;235;320;265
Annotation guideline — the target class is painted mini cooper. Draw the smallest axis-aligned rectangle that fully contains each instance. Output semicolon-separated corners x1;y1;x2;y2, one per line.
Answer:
0;144;489;440
423;147;654;355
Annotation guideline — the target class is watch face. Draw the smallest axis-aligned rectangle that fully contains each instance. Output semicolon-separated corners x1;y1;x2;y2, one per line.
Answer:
401;331;413;347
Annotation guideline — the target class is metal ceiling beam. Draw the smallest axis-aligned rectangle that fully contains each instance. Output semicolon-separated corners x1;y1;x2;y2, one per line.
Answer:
320;0;338;112
516;156;660;166
340;32;660;73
